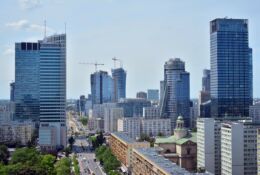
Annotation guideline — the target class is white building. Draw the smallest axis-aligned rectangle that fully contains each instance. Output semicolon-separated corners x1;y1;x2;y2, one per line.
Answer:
257;128;260;175
250;103;260;123
104;107;123;133
141;118;171;137
0;121;35;145
197;118;259;175
143;106;160;119
197;118;221;175
117;117;141;139
221;122;258;175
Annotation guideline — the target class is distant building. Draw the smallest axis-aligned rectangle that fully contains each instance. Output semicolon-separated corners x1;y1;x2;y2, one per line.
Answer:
190;100;199;128
10;82;15;102
147;89;159;101
202;69;210;93
108;132;150;171
155;116;197;172
0;120;35;146
117;98;151;117
160;80;165;101
257;128;260;175
91;71;114;105
117;117;141;139
14;42;40;121
76;95;87;116
160;58;190;128
143;106;160;119
112;68;126;102
141;118;171;137
136;91;147;99
0;102;15;122
210;18;252;117
104;107;123;133
250;103;260;123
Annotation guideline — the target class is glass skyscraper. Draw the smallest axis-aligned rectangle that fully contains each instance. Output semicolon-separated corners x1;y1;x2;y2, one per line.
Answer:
160;58;190;129
112;68;126;102
91;71;114;105
39;34;67;150
210;18;253;117
14;42;40;121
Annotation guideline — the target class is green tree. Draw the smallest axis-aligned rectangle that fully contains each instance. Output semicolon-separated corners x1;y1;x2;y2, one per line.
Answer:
40;154;56;175
0;145;9;165
64;146;71;157
10;148;40;165
108;170;121;175
55;157;71;175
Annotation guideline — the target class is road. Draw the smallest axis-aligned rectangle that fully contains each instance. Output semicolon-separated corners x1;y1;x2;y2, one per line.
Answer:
69;112;105;175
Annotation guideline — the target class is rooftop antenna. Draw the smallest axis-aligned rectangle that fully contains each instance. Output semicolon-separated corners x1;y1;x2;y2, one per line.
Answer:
44;20;46;38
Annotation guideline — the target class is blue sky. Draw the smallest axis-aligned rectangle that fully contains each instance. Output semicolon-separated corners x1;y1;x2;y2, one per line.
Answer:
0;0;260;99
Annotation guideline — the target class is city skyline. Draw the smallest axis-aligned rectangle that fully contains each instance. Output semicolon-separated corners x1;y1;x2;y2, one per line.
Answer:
1;0;260;99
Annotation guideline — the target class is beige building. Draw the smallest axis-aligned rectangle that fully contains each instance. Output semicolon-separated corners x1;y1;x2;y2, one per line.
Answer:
108;132;150;170
132;148;196;175
155;116;197;172
104;107;123;133
0;121;35;145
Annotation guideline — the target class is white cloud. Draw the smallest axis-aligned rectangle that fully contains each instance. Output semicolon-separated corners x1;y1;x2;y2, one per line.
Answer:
6;20;55;33
18;0;42;10
3;46;14;56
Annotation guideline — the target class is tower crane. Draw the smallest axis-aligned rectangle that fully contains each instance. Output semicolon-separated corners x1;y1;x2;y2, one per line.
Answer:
79;62;104;72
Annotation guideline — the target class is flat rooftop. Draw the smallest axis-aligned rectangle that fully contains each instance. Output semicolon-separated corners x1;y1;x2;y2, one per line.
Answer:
112;132;135;144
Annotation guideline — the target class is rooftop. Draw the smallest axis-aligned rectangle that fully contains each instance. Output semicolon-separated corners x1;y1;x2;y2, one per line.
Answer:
134;148;204;175
155;132;197;145
112;132;135;144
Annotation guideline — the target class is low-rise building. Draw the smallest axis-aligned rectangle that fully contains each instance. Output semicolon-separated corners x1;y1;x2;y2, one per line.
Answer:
0;120;35;145
132;148;209;175
108;132;150;171
155;116;197;172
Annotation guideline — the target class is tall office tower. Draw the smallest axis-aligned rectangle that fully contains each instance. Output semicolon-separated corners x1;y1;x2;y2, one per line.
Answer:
160;80;165;101
199;69;211;117
112;68;126;102
39;34;67;151
202;69;210;92
91;71;114;105
210;18;253;117
147;89;159;101
160;58;190;129
136;91;147;99
10;82;15;102
14;42;40;121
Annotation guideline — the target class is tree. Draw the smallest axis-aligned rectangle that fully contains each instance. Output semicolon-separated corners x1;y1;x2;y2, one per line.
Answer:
0;145;9;165
10;148;40;165
68;136;75;149
64;146;71;157
55;157;71;175
40;154;56;175
96;132;105;146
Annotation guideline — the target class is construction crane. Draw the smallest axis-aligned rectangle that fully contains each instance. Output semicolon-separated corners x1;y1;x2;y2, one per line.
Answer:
79;62;104;72
112;57;123;68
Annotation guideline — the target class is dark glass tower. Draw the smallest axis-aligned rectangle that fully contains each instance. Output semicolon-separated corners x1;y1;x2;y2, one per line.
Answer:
210;18;252;117
112;68;126;102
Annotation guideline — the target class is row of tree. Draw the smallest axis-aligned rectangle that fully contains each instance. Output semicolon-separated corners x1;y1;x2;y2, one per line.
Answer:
0;146;71;175
95;145;121;175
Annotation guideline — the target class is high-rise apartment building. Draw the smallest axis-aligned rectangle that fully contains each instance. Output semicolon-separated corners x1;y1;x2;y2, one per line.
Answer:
112;68;126;102
39;34;67;151
14;42;40;121
91;71;114;105
210;18;253;117
104;107;123;133
160;58;190;128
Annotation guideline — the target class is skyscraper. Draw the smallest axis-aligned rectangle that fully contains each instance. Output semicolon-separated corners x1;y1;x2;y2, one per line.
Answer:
39;34;67;150
112;68;126;102
210;18;252;117
160;58;190;128
91;71;114;105
14;42;40;121
202;69;210;93
147;89;159;101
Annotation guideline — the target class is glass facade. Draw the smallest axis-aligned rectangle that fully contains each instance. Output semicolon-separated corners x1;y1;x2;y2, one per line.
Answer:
91;71;114;105
210;18;252;117
112;68;126;102
160;58;190;128
14;42;40;121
